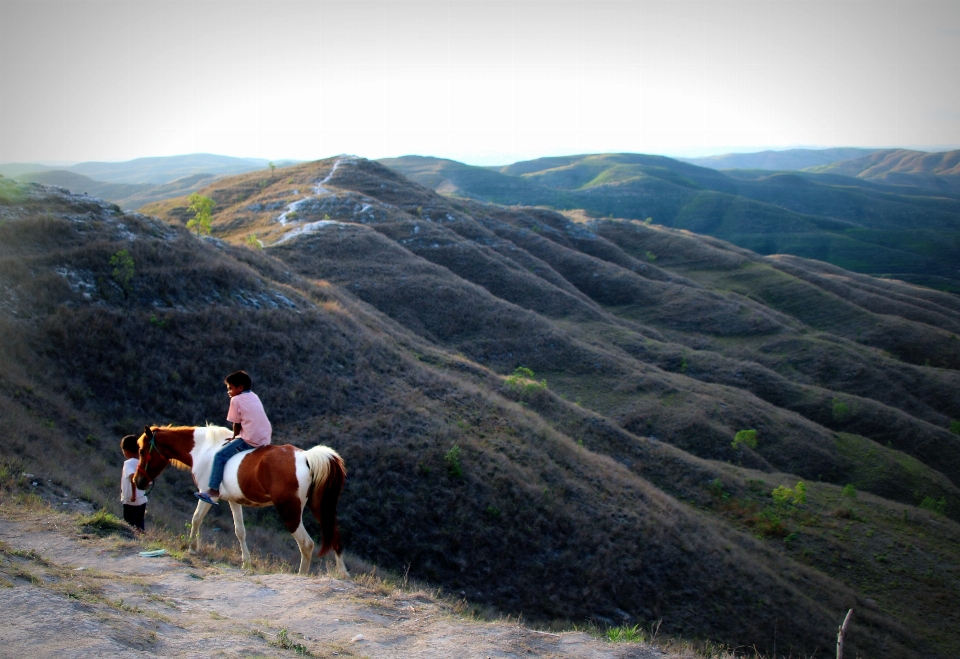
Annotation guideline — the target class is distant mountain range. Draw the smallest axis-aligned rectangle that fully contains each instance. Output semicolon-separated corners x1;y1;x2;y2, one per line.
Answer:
681;147;878;171
0;153;295;184
383;152;960;293
13;170;221;211
0;154;300;210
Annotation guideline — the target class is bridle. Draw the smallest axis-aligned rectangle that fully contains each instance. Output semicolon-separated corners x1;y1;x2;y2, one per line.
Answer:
135;425;159;497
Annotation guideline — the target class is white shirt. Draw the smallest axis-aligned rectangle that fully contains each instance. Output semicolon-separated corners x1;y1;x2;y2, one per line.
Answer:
121;457;148;505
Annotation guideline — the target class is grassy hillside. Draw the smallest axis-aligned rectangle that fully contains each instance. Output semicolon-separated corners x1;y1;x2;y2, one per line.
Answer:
4;167;960;657
383;153;960;293
808;149;960;193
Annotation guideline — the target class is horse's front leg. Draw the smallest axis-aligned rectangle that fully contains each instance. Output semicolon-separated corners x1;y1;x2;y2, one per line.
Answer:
229;502;252;570
188;500;213;552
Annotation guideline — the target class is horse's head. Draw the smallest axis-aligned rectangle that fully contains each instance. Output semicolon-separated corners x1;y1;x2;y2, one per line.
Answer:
133;426;170;491
134;425;194;490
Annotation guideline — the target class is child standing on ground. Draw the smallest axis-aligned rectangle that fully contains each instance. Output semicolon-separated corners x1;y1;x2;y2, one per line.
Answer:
120;434;148;532
195;370;272;505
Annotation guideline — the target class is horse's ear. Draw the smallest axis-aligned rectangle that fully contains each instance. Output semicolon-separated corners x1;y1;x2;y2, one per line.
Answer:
143;425;154;439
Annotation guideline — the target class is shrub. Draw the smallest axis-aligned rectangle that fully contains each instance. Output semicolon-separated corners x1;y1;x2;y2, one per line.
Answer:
606;624;644;643
919;496;947;516
444;445;463;479
272;628;311;655
752;509;788;537
731;429;757;450
842;484;857;498
950;420;960;436
772;482;807;506
505;366;547;396
708;478;730;501
109;249;135;294
832;397;850;422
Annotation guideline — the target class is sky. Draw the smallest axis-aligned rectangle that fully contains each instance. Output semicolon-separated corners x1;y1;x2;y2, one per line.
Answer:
1;0;959;166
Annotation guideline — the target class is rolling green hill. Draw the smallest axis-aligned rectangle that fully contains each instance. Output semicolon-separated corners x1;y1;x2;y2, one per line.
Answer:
808;149;960;193
4;163;960;658
382;153;960;293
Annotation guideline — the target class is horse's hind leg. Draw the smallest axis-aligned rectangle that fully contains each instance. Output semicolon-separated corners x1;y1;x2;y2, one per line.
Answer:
188;500;213;553
229;502;252;570
331;549;349;578
276;499;314;575
291;522;315;575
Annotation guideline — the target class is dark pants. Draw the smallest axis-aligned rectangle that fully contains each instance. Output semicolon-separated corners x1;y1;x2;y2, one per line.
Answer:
208;437;256;490
123;503;146;531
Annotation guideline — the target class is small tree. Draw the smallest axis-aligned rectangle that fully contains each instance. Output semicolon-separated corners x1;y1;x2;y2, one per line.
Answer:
187;193;215;237
268;161;276;174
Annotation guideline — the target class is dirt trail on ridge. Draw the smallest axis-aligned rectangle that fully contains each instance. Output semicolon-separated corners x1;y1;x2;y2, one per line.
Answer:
0;510;666;659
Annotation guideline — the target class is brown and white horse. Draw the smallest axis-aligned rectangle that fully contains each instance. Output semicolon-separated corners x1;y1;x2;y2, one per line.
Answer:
132;424;348;576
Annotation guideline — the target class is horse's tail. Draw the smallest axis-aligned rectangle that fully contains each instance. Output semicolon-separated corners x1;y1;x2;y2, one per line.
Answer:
303;445;346;557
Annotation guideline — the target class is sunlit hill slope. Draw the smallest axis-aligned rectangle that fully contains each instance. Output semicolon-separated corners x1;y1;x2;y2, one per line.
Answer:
383;153;960;293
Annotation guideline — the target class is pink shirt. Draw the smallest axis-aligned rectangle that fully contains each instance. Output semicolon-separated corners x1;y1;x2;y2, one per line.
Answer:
227;391;272;447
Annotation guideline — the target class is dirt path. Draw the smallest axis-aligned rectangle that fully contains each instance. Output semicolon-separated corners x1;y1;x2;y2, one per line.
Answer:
0;510;666;659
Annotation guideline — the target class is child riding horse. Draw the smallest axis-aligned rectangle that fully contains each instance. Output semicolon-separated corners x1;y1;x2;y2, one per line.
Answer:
133;424;347;576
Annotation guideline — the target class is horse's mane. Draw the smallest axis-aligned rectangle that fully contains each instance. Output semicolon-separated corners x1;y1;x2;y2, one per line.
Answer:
200;423;234;448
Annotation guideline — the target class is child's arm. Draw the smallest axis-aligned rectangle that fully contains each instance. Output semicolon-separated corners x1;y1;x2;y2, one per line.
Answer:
129;474;137;503
232;422;241;439
121;469;134;502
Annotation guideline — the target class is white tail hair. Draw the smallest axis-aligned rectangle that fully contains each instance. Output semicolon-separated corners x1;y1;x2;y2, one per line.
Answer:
303;445;341;484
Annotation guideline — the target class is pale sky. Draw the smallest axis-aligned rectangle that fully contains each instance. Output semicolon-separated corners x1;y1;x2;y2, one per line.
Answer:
2;0;959;166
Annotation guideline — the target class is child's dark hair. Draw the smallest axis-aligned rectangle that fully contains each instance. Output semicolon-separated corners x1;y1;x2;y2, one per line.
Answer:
120;435;139;454
225;370;253;390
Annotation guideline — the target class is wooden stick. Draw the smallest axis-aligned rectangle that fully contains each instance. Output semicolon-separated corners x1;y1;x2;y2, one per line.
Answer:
836;608;854;659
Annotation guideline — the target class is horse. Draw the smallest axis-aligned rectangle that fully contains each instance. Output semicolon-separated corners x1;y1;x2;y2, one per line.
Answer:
132;424;348;576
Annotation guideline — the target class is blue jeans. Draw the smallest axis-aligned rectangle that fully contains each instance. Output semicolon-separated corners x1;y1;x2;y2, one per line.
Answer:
208;437;255;490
